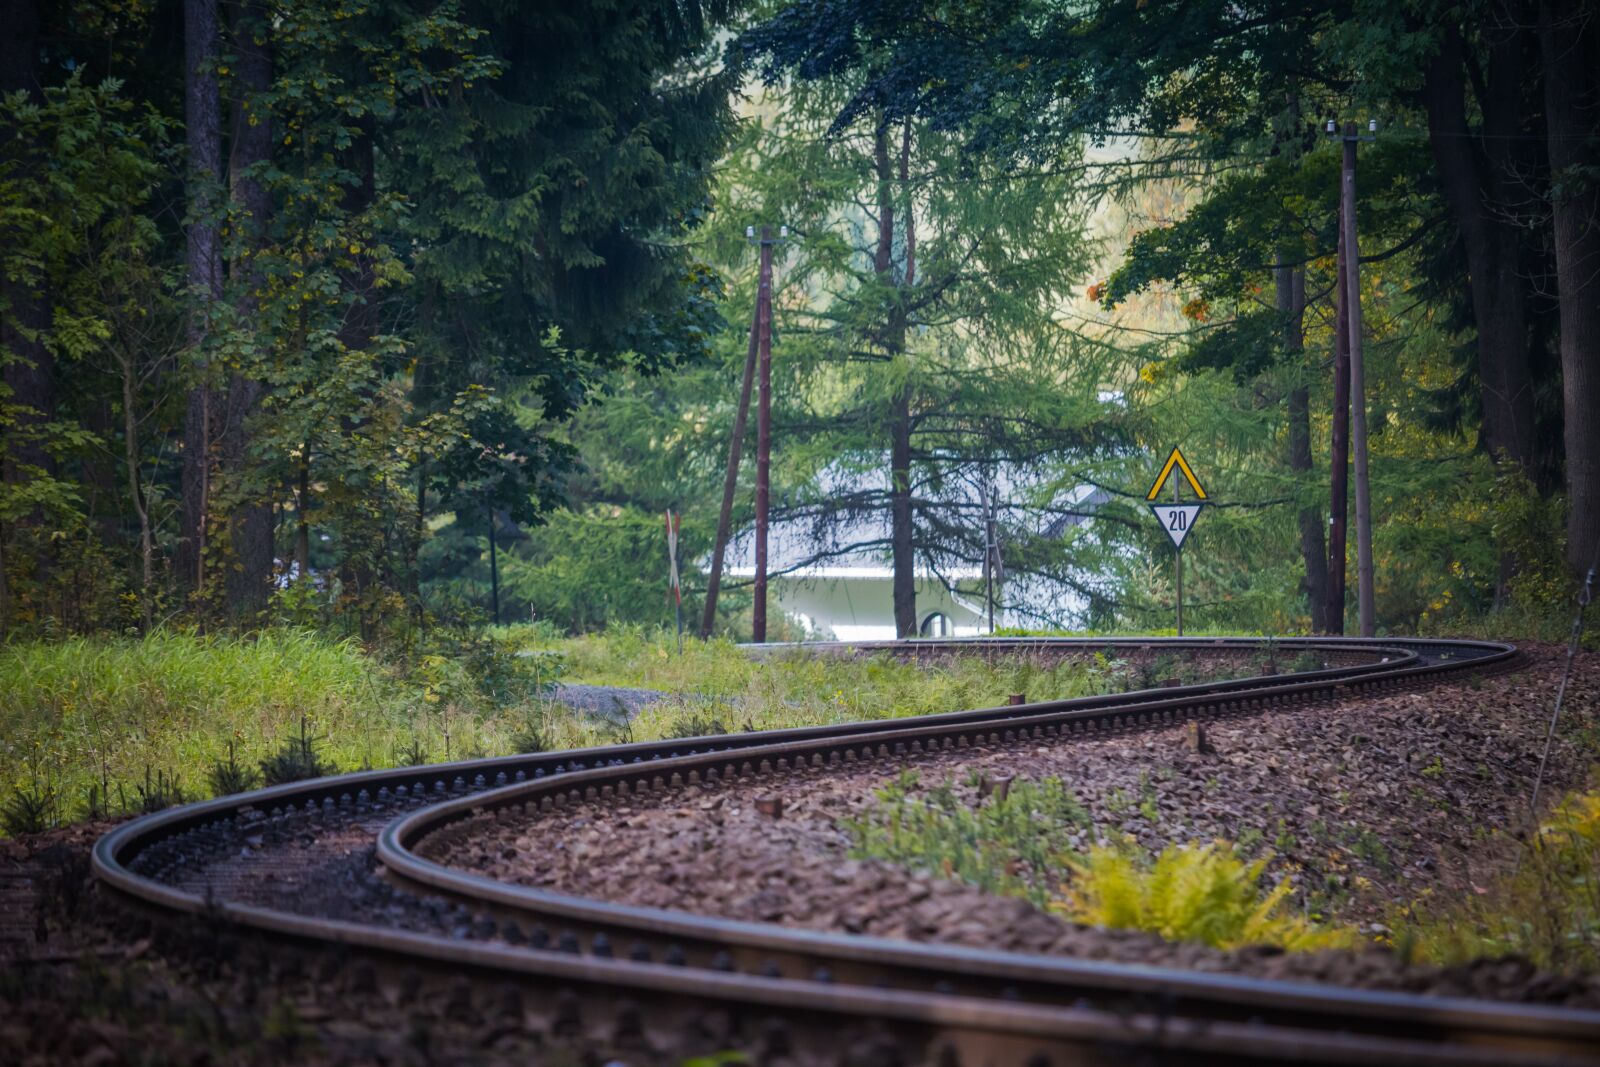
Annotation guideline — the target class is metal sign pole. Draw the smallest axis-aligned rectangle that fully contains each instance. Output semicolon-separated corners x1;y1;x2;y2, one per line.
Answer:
1174;478;1183;636
1146;446;1205;637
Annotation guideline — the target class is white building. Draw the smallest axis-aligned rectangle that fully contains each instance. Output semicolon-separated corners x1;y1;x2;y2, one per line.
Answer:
718;463;1110;641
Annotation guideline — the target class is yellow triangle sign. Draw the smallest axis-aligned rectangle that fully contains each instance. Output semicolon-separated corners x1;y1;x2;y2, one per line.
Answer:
1146;447;1207;501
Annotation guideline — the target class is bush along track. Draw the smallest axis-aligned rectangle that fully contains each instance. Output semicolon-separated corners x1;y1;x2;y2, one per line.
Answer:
80;637;1600;1065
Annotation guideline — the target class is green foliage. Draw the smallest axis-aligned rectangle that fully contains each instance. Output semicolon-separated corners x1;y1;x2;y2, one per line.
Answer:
845;766;1352;952
2;786;57;837
666;709;731;739
507;715;548;755
1395;789;1600;972
0;71;178;631
208;743;260;798
3;627;1243;833
844;770;1095;906
1058;840;1357;952
395;736;431;767
259;718;336;786
131;767;188;814
0;630;397;814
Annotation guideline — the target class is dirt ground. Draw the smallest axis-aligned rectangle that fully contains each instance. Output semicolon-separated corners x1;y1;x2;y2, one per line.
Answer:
431;645;1600;1006
3;645;1598;1064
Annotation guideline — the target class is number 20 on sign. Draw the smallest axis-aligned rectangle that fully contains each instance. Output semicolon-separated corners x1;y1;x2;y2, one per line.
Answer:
1146;447;1206;634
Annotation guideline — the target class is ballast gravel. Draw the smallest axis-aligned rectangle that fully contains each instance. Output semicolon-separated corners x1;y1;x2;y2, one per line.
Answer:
428;645;1600;1009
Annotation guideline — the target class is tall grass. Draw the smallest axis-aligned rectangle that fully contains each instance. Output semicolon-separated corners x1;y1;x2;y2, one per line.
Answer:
2;624;1247;832
502;623;1230;747
1;630;506;825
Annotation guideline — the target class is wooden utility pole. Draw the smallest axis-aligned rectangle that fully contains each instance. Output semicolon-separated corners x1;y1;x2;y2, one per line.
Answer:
698;316;759;637
752;226;777;643
1326;207;1351;634
1336;120;1377;637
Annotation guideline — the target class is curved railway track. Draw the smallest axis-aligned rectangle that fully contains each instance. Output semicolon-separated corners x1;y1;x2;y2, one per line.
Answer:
92;636;1600;1065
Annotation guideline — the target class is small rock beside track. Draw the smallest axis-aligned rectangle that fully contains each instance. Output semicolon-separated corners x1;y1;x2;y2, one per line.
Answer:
549;682;673;719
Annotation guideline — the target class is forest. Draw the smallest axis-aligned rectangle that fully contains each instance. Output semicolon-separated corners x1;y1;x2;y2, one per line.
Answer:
2;0;1597;646
5;6;1600;1048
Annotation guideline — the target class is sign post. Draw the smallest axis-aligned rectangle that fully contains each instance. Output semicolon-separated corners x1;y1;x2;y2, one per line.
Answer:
1146;447;1207;635
664;509;683;653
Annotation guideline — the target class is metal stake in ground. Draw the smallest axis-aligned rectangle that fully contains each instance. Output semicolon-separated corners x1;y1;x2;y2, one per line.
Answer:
1147;447;1207;636
1529;547;1597;820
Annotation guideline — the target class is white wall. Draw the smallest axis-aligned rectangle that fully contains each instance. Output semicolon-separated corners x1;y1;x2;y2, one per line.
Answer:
774;574;989;640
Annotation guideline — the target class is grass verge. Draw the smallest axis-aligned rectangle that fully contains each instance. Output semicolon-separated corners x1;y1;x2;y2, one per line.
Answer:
4;625;1243;833
844;769;1357;952
1393;784;1600;972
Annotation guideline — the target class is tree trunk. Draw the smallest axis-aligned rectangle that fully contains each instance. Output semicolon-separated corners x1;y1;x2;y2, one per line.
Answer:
337;124;378;636
1540;0;1600;575
294;454;311;579
179;0;226;600
121;352;155;632
1423;21;1538;484
876;121;916;637
221;0;275;618
1;0;54;632
890;387;915;636
1279;262;1327;632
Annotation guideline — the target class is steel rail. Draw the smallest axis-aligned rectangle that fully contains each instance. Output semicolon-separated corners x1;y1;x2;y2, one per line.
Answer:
92;636;1587;1065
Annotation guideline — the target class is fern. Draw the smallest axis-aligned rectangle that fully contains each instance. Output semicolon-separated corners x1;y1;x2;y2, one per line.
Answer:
1057;841;1354;952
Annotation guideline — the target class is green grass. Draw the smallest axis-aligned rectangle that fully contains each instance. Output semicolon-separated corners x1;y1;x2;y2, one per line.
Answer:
498;623;1248;748
0;630;508;827
3;624;1247;832
842;770;1094;906
1393;787;1600;972
844;769;1355;952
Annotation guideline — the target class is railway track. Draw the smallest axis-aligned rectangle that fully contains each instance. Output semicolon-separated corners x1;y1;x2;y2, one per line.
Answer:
92;636;1600;1065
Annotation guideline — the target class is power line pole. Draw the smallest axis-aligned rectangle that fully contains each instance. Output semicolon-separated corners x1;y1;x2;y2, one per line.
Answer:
751;225;784;643
699;316;758;637
1326;202;1351;634
1328;118;1378;637
701;224;786;638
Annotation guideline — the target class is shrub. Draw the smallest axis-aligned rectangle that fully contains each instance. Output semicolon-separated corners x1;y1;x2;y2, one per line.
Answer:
2;786;56;836
395;737;430;766
508;715;547;755
1395;788;1600;971
259;719;335;785
132;768;187;813
844;771;1095;906
666;710;730;739
208;743;260;797
1056;841;1355;952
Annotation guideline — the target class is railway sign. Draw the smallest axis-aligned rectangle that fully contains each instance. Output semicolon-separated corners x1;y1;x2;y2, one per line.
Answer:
1146;447;1207;501
1146;447;1207;636
1151;503;1203;549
